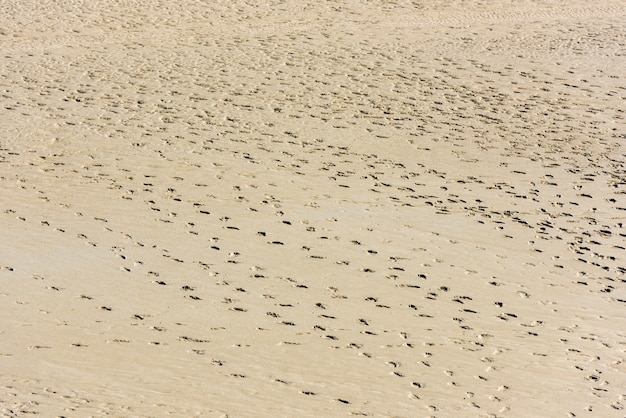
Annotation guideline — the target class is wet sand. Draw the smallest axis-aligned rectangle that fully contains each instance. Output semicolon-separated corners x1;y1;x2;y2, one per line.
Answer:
1;1;625;416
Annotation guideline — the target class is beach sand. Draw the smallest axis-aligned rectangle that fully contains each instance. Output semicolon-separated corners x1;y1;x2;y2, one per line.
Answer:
1;1;625;416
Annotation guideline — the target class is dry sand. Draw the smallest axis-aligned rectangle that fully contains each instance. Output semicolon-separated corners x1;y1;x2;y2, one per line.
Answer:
1;0;625;416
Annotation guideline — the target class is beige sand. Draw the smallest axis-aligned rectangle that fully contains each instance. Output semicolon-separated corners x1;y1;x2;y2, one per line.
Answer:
1;1;625;416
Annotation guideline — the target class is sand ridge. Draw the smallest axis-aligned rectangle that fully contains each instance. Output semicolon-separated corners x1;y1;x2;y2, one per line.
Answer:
1;0;625;417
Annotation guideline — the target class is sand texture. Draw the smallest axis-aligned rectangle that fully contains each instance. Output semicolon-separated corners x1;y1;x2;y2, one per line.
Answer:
1;1;626;416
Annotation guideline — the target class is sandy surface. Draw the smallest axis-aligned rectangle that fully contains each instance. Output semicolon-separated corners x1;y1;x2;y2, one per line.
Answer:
1;1;625;416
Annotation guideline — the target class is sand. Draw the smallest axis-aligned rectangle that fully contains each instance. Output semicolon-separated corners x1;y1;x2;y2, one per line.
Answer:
1;0;625;416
